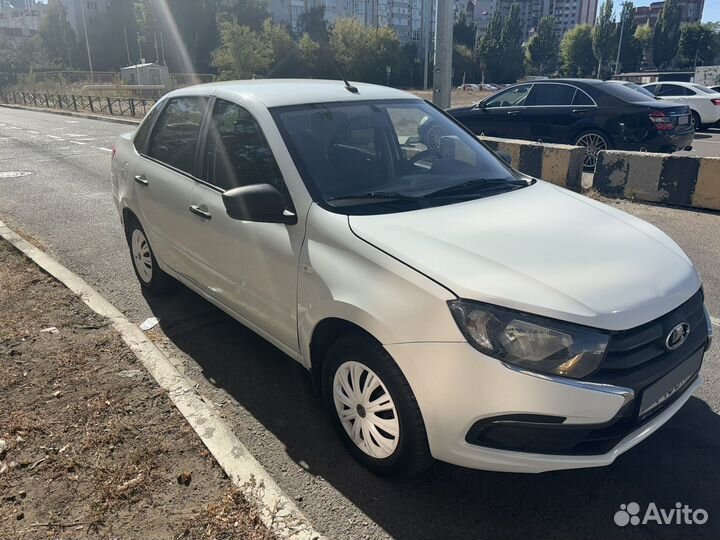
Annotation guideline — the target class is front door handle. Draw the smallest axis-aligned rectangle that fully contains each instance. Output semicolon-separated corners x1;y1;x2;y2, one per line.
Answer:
572;108;590;113
189;204;211;220
134;174;148;186
507;110;520;116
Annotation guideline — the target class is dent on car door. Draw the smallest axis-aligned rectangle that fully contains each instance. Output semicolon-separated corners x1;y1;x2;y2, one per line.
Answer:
133;95;209;277
184;97;302;352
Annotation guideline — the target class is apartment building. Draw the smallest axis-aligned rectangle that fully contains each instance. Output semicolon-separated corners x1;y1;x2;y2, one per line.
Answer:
633;0;704;27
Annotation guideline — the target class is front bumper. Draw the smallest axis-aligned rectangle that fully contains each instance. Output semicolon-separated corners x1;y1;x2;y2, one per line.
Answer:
386;341;703;473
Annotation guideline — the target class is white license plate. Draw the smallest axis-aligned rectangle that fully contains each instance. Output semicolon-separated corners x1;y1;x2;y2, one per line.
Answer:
678;115;690;125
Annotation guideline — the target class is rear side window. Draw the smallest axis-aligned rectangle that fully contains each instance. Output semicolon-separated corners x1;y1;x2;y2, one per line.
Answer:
573;90;594;105
530;84;576;106
202;98;284;193
133;101;164;154
657;85;692;97
147;96;208;175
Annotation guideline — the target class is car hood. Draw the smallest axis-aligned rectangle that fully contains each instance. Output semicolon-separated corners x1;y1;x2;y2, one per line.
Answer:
348;181;701;331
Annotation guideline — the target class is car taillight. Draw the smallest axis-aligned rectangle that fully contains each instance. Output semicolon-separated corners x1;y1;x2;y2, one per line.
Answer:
712;99;720;106
649;110;674;131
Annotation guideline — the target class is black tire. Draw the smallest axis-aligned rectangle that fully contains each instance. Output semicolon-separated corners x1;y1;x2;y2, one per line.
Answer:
573;129;611;170
124;216;175;295
691;111;702;131
322;332;433;477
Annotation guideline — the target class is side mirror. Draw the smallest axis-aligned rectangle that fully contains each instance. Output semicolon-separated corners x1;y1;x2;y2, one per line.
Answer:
222;184;297;224
496;150;512;166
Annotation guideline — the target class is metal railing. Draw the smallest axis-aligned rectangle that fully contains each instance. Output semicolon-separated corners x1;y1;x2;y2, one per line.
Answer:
1;90;157;119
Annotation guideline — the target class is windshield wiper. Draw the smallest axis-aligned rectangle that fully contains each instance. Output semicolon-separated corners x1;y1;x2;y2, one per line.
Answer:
326;191;420;204
425;177;531;199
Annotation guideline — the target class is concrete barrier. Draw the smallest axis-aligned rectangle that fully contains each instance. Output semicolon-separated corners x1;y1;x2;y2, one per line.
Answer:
479;136;585;191
594;150;720;211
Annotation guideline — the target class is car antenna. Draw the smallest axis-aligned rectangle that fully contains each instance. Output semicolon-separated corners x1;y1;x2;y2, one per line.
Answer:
333;62;359;94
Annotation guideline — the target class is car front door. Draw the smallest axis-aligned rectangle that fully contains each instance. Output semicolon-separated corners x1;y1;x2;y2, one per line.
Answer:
468;84;533;140
182;97;302;353
524;83;592;143
133;95;209;277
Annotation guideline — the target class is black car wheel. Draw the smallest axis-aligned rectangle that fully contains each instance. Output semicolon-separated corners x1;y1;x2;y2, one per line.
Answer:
574;130;610;170
691;111;702;131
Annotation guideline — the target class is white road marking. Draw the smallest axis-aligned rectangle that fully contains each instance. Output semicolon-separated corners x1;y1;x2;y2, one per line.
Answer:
47;135;65;140
70;141;86;145
27;130;40;134
8;126;21;130
65;133;89;138
95;147;112;152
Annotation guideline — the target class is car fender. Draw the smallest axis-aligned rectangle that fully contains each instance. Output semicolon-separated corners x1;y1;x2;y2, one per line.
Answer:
297;204;463;368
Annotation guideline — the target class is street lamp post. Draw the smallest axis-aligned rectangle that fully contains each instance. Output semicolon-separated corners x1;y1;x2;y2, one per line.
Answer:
693;35;704;72
614;12;626;76
80;0;94;82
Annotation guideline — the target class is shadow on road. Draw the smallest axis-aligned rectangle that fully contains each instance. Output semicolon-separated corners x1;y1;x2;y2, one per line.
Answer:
144;287;720;540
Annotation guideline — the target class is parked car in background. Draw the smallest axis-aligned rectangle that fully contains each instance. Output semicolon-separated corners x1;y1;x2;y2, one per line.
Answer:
711;85;720;93
606;80;657;99
112;80;711;477
448;79;694;169
642;81;720;130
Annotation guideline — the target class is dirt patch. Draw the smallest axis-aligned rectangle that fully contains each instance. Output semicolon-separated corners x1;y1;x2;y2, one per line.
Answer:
0;239;275;540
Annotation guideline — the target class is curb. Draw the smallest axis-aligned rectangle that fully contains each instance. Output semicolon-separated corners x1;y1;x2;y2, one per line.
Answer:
0;219;326;540
0;103;141;126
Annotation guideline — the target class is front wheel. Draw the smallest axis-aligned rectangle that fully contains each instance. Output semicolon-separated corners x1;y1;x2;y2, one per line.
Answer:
573;130;610;170
323;333;433;477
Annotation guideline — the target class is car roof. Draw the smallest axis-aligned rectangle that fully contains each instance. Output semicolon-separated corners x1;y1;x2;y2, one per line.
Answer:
164;79;420;108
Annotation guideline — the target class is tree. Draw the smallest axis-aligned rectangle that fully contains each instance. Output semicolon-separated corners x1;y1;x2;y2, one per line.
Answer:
634;22;653;68
37;0;77;68
298;6;329;43
329;18;399;84
526;16;560;75
217;0;270;31
475;9;503;82
500;3;525;82
677;23;716;68
592;0;616;78
561;24;596;77
86;0;140;71
212;22;272;79
453;11;476;49
616;2;642;73
653;0;681;69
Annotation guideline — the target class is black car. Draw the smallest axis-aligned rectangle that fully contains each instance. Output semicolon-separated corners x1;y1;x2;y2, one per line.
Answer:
448;79;694;169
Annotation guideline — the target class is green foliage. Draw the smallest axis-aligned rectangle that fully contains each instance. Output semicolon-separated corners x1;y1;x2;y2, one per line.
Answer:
217;0;270;31
652;0;681;69
475;9;503;82
634;22;653;68
676;23;717;68
453;11;477;49
592;0;616;77
298;6;329;43
37;0;77;68
616;2;642;73
475;5;524;83
561;24;596;77
453;44;479;84
330;18;399;83
212;21;273;79
526;16;560;75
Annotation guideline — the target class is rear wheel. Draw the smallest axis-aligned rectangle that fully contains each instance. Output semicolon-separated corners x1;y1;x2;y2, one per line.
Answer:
323;333;433;477
691;111;702;131
573;130;610;170
125;218;175;294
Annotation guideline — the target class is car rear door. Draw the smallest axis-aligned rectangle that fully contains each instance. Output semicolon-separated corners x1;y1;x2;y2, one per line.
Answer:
524;83;591;143
468;84;533;140
132;95;209;277
182;97;302;353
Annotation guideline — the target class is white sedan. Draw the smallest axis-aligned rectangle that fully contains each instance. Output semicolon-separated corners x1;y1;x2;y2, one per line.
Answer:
112;79;711;476
642;81;720;130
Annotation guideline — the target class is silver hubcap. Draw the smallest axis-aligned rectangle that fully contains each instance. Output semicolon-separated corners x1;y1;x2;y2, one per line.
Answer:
576;133;607;168
131;229;153;284
333;361;400;459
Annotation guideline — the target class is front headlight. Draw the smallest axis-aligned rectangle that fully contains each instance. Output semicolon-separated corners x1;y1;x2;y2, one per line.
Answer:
448;300;609;379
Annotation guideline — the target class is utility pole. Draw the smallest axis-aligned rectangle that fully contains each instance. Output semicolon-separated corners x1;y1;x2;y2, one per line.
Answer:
154;34;160;64
422;0;431;90
614;12;626;76
123;28;132;66
137;33;144;62
160;32;166;66
80;0;94;82
693;35;704;72
432;0;453;108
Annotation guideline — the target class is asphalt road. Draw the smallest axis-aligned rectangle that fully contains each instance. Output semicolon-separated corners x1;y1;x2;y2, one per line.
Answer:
678;126;720;158
2;106;720;540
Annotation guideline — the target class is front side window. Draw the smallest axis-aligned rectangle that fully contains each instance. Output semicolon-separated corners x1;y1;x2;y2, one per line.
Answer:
147;96;208;175
202;99;284;193
484;85;532;108
529;84;576;106
272;99;529;215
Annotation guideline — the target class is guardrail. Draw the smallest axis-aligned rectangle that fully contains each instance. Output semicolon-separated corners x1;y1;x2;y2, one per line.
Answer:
1;90;156;119
595;150;720;211
478;136;585;191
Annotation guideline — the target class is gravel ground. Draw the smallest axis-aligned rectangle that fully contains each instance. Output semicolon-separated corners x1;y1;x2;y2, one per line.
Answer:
0;239;275;540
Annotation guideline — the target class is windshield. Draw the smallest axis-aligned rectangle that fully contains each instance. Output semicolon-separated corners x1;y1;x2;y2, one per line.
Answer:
271;99;525;215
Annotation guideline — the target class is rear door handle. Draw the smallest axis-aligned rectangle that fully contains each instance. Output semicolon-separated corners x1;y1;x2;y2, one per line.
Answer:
134;174;148;186
572;108;590;113
189;204;211;220
507;110;520;116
